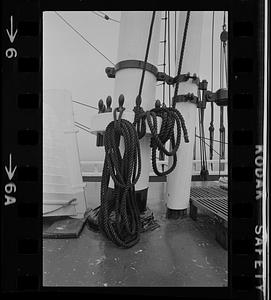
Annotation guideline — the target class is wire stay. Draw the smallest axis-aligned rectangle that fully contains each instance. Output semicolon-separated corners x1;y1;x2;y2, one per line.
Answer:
91;11;120;23
72;100;98;110
54;11;115;66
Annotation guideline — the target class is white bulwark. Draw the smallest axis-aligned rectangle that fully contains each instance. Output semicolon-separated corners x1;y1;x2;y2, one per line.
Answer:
43;89;87;218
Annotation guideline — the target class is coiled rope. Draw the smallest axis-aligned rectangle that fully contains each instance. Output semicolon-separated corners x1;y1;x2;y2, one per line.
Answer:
98;107;142;248
96;11;191;247
133;11;190;176
147;104;189;176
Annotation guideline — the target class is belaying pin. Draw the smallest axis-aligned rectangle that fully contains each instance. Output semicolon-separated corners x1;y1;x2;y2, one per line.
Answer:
105;96;112;112
97;100;105;145
98;99;105;113
118;94;125;111
201;80;208;90
136;95;142;107
155;99;161;108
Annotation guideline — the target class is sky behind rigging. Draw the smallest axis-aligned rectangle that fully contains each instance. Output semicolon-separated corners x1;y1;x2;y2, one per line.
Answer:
43;11;228;163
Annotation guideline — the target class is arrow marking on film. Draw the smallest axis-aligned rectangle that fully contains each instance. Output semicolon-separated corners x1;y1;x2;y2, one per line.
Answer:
5;154;17;180
6;16;18;43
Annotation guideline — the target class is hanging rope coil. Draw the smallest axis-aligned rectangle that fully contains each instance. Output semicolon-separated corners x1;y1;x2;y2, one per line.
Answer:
133;98;189;177
133;11;190;176
95;11;191;248
98;107;142;248
147;104;189;176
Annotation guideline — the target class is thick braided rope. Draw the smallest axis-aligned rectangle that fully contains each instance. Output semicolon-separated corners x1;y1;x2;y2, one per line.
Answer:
98;111;142;248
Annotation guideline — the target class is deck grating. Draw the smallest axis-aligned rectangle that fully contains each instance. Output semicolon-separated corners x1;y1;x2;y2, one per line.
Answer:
190;186;228;221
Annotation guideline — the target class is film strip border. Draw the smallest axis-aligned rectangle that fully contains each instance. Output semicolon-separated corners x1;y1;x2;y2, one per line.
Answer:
230;0;266;299
1;0;41;292
0;0;267;298
232;1;264;299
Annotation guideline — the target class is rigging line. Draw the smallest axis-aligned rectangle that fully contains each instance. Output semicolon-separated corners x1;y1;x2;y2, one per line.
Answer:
174;11;177;64
202;111;208;164
193;127;197;160
138;11;156;97
91;11;106;19
198;108;204;169
72;100;98;110
43;199;77;216
210;11;215;121
223;44;228;88
222;11;228;87
75;121;91;130
91;11;120;23
195;135;224;159
75;124;92;134
197;88;208;171
200;109;208;169
173;11;191;101
75;125;90;132
220;42;224;88
54;11;115;66
162;11;167;105
219;44;224;175
96;11;120;23
218;140;221;176
211;11;215;93
223;11;228;87
219;12;227;176
195;135;228;144
167;11;171;107
209;11;215;163
223;11;226;29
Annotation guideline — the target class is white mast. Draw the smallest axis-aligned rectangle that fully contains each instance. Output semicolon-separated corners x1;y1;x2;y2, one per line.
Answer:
166;11;205;216
90;11;161;212
109;11;162;211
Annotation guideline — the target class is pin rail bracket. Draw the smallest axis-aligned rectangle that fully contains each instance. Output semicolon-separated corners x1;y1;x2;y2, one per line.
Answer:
105;61;200;86
172;93;198;106
204;88;228;107
105;59;158;78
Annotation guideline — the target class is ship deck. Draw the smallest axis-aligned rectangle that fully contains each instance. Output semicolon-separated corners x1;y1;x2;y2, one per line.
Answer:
43;181;228;287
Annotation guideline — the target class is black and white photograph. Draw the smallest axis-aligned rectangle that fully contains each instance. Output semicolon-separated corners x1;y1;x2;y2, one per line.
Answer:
42;10;229;287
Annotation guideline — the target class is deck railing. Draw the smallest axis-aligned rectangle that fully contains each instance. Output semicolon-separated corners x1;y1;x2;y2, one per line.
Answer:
80;159;228;178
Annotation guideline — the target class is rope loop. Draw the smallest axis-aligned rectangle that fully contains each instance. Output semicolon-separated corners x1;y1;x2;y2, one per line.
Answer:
98;114;142;248
132;103;189;177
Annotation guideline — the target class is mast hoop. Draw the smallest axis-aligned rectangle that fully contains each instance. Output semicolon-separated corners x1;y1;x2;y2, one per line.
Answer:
105;59;158;78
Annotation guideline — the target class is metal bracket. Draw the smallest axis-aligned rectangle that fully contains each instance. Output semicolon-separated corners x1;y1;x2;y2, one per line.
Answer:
105;67;116;78
156;72;176;85
172;93;198;106
214;88;228;106
105;59;158;78
173;73;200;86
204;88;228;106
198;79;208;90
106;60;175;85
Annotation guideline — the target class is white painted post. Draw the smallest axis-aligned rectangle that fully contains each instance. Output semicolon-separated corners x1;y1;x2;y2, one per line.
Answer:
108;11;162;211
166;12;205;215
